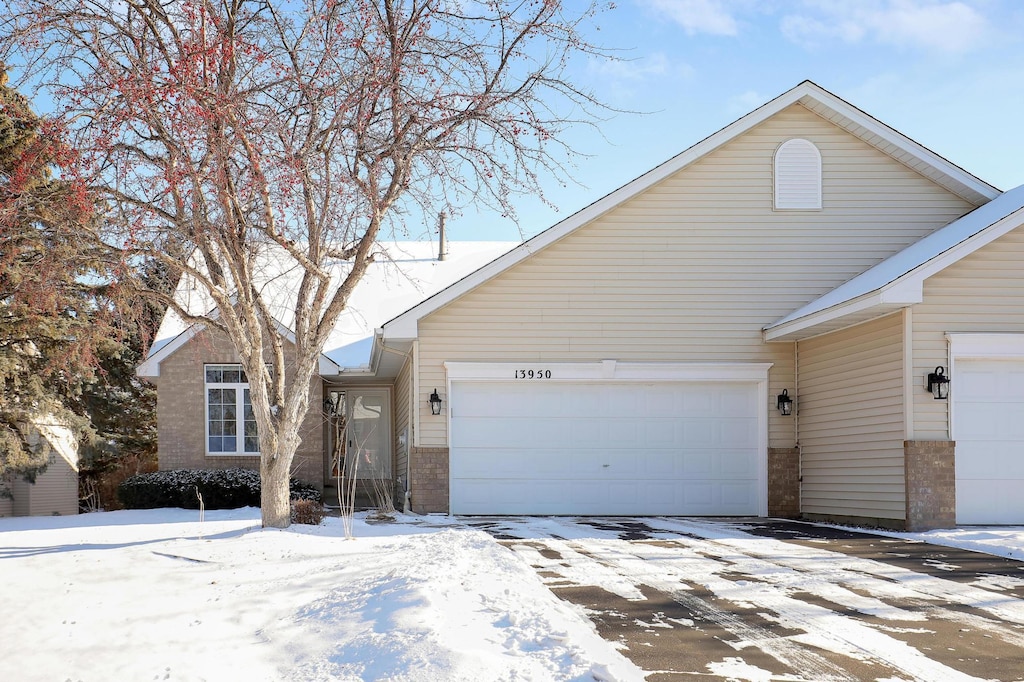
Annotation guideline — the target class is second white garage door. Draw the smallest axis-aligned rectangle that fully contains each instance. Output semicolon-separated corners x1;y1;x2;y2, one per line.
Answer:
449;381;762;515
954;359;1024;524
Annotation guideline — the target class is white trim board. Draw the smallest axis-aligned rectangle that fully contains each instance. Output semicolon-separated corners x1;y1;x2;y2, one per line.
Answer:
947;333;1024;358
443;361;773;382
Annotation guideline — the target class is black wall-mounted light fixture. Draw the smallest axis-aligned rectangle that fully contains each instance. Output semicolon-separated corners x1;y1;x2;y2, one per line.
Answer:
429;388;443;415
926;366;950;400
777;389;794;416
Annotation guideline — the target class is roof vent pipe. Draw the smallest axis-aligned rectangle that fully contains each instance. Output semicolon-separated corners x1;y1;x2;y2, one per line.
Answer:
438;212;448;261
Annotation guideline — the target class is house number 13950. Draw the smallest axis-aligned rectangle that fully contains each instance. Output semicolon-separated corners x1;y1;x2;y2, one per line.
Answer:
514;369;552;379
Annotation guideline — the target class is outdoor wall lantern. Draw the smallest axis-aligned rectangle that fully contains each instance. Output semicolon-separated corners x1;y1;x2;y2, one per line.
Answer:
926;366;950;400
429;389;443;415
777;389;794;416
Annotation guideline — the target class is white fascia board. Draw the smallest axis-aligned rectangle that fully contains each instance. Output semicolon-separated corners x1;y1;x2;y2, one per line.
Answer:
444;361;772;382
138;314;336;378
764;287;923;342
764;292;890;341
801;86;998;201
888;205;1024;288
319;355;342;375
137;324;204;378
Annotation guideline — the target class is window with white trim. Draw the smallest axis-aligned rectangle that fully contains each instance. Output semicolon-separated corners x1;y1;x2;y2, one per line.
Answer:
205;364;259;455
774;138;822;210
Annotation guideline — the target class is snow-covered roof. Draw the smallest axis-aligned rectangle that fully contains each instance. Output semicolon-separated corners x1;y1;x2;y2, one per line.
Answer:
765;184;1024;341
383;80;1000;341
138;241;517;377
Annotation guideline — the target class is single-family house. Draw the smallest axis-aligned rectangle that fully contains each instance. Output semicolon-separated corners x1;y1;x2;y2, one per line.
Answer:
138;81;1024;531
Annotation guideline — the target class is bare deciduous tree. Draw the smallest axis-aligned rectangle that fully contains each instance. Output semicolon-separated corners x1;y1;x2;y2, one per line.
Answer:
1;0;613;527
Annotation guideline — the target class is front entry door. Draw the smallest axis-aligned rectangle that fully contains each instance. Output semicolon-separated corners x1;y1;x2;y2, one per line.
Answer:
348;389;391;479
332;388;391;480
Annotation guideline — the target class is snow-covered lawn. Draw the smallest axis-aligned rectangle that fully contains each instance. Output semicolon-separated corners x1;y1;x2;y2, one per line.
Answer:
0;509;642;682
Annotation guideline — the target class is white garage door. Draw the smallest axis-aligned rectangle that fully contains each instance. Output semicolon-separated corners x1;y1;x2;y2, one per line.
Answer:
449;381;762;515
954;359;1024;524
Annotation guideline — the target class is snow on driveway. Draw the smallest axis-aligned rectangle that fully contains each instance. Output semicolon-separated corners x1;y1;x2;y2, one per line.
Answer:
471;517;1024;682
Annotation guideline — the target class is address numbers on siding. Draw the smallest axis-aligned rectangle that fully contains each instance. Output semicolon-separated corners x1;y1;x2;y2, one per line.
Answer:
514;369;552;379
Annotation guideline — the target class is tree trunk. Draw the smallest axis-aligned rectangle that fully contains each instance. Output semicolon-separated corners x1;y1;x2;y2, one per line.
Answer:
260;452;292;528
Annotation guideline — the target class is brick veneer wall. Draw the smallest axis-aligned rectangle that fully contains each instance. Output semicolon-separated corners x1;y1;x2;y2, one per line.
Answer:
768;447;800;518
154;328;324;488
904;440;956;531
409;446;449;514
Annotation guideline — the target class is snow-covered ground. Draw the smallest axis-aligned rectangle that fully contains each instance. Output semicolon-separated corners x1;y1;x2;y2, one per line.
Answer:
0;509;642;682
2;510;1023;682
877;525;1024;561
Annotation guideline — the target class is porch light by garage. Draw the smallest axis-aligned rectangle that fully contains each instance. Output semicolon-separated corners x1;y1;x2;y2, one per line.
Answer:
429;389;443;415
777;389;794;416
927;366;950;400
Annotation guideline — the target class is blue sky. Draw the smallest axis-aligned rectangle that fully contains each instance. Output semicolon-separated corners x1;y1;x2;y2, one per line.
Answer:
444;0;1024;241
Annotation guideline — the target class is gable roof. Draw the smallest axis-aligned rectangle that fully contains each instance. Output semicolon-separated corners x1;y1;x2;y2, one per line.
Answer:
137;241;516;378
764;183;1024;341
382;80;1000;341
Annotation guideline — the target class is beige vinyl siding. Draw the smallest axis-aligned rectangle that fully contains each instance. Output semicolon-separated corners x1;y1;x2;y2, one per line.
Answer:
10;454;79;516
0;484;11;516
912;224;1024;438
416;103;974;447
799;313;906;520
393;356;413;494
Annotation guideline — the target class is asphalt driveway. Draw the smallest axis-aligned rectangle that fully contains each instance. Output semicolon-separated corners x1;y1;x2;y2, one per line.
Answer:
467;517;1024;682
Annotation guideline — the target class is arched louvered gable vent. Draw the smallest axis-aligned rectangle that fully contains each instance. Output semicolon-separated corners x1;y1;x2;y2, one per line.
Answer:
774;138;822;210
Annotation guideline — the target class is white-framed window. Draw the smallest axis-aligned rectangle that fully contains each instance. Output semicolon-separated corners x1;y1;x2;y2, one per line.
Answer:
774;138;822;210
205;364;259;455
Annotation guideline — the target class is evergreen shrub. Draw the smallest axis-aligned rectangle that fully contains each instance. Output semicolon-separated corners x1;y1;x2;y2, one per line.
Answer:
117;468;322;510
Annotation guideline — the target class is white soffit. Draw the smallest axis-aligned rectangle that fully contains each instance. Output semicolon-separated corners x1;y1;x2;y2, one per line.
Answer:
384;80;1000;340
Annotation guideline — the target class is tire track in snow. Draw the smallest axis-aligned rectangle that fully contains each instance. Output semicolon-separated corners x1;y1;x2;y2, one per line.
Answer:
575;538;990;682
498;518;1007;682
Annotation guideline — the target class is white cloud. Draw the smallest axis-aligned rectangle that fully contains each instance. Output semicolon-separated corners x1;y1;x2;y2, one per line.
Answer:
590;52;693;81
781;0;991;53
642;0;741;36
588;53;695;105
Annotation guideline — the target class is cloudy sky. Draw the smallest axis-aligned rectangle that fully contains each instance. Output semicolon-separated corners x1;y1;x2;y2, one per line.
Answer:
446;0;1024;241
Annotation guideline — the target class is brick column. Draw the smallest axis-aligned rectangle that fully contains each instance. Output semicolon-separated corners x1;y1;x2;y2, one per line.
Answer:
409;446;449;514
768;447;800;518
904;440;956;531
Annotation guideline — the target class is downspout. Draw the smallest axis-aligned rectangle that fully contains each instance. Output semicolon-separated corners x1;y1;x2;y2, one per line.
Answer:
794;340;802;510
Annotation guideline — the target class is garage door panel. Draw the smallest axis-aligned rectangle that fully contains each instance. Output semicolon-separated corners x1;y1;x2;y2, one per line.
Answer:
720;419;760;448
720;450;759;475
955;359;1024;524
450;380;762;515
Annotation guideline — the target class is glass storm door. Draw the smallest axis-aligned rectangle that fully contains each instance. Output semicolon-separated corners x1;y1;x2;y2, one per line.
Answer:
345;389;391;480
327;387;391;477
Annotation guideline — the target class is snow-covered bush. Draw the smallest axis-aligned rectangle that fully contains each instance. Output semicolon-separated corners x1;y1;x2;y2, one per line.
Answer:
117;468;321;510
